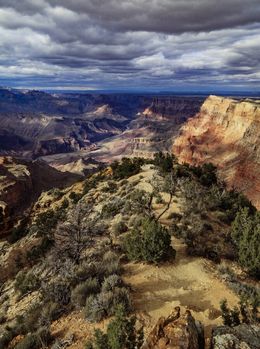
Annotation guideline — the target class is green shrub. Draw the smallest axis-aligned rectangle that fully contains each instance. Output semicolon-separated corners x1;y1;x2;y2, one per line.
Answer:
32;209;61;237
101;198;124;219
111;158;144;179
231;209;260;278
14;270;40;296
87;306;143;349
153;152;175;173
73;262;98;284
69;191;83;204
124;218;174;263
72;278;100;307
0;330;14;349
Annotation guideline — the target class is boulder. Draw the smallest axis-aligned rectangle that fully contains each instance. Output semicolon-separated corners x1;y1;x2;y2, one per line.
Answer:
143;307;204;349
211;324;260;349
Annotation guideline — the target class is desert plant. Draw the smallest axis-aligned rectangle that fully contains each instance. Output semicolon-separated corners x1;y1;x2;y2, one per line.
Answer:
124;218;174;263
72;278;100;307
86;306;143;349
231;209;260;278
112;221;128;236
14;270;40;296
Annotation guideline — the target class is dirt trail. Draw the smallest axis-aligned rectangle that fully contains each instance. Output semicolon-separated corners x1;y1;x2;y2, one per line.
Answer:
123;236;238;347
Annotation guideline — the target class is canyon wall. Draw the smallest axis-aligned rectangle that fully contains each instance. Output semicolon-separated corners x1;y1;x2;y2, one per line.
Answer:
173;95;260;208
0;157;80;236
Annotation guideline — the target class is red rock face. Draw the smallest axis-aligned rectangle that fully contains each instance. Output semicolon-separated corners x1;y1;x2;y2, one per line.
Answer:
173;95;260;209
0;157;80;237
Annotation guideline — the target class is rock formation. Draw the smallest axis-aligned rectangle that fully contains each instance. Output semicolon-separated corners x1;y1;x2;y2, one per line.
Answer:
211;324;260;349
173;95;260;209
0;156;80;236
143;307;204;349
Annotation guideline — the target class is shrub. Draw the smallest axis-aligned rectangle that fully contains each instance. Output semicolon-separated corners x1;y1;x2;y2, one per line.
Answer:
26;237;53;262
72;278;100;307
153;152;175;173
35;326;52;347
14;333;38;349
14;270;40;296
85;287;131;322
102;181;118;193
111;158;144;179
41;280;71;305
101;252;121;276
0;330;14;349
111;221;128;236
85;294;106;322
8;218;29;243
87;306;143;349
101;198;124;219
69;191;83;204
73;262;98;284
41;301;66;322
231;209;260;278
32;209;61;237
101;275;122;293
219;297;259;327
124;218;174;263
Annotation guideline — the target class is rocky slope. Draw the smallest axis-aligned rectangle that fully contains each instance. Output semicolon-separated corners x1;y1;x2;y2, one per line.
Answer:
211;324;260;349
173;95;260;209
0;156;80;237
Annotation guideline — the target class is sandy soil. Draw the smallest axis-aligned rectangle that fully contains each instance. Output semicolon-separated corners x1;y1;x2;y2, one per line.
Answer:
50;235;238;349
123;236;238;348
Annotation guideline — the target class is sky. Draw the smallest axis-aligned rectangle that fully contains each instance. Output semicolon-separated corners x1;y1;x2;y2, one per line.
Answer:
0;0;259;92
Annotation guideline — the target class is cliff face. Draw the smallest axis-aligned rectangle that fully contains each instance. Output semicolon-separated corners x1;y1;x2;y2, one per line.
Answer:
173;95;260;209
141;97;204;122
0;157;80;236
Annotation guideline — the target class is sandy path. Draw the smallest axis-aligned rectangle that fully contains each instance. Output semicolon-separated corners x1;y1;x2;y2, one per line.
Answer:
123;236;238;347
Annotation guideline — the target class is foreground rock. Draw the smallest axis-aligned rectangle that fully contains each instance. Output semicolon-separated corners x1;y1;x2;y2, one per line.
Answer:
173;95;260;209
143;307;204;349
211;324;260;349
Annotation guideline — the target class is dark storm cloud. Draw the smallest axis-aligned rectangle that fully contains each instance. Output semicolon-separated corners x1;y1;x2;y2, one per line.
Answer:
0;0;259;90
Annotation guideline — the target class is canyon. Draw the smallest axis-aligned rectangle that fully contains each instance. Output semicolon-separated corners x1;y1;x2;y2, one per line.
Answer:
173;95;260;209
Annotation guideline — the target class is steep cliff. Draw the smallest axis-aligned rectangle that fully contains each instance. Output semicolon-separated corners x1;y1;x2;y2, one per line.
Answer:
140;97;203;122
0;157;80;236
173;96;260;209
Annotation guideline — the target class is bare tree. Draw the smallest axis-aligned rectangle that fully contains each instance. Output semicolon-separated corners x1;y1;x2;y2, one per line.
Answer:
54;202;94;264
155;172;177;221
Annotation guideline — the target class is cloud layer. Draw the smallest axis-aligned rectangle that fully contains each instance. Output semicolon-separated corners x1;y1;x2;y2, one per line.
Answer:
0;0;259;90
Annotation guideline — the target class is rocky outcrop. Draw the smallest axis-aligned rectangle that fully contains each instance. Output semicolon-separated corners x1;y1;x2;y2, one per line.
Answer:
0;157;80;236
143;307;204;349
211;324;260;349
173;96;260;208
